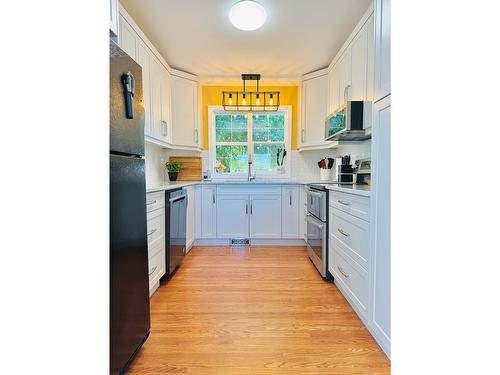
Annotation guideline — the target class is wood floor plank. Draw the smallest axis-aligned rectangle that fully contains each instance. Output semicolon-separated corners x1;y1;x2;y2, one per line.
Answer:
127;246;390;374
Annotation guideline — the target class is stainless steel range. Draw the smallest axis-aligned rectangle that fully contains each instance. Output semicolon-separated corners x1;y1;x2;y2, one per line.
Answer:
305;184;329;278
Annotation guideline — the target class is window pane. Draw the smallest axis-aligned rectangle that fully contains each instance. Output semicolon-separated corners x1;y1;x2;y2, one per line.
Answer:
253;143;285;171
252;113;285;142
216;114;248;142
216;145;248;173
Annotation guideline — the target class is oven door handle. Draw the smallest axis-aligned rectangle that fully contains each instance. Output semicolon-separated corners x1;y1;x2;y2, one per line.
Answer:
307;190;323;198
306;214;324;229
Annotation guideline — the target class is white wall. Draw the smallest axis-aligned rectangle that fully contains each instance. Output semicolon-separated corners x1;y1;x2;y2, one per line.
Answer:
144;143;166;187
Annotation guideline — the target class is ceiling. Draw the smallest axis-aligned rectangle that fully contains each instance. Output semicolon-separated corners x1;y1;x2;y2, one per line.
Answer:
120;0;372;80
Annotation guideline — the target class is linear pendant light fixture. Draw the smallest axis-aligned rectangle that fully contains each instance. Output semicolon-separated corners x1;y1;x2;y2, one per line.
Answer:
222;74;280;112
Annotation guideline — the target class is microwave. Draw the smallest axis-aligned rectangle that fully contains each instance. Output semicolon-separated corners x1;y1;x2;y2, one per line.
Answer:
325;101;370;141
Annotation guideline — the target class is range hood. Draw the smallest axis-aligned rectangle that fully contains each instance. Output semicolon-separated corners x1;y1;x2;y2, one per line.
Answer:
325;101;371;141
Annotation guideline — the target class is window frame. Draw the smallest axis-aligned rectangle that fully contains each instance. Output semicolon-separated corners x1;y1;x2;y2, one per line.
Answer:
208;105;292;179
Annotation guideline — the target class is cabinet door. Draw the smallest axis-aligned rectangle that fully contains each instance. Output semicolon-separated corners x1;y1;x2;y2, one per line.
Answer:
109;0;119;37
327;68;336;114
249;195;281;238
194;185;202;239
118;15;136;60
135;39;152;136
216;195;249;238
201;186;217;238
365;14;375;130
350;26;367;102
374;0;390;101
171;75;197;147
301;74;328;147
299;185;308;241
186;186;195;250
337;50;352;105
159;67;172;143
282;186;300;239
370;95;391;355
149;55;163;141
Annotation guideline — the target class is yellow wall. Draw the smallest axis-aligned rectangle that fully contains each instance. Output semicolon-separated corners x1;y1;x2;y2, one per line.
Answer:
201;85;299;150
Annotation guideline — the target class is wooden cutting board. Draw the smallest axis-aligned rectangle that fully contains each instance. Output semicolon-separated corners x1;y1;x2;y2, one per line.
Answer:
169;156;202;181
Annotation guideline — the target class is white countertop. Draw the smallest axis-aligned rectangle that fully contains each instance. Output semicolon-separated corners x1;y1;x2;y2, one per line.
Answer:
325;184;371;197
147;180;371;196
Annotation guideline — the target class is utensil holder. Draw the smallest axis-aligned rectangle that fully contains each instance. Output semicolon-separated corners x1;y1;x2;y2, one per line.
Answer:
320;168;333;181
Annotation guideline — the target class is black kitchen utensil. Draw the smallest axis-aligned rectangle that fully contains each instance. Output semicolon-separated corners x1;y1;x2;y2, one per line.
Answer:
281;150;287;165
327;158;334;169
276;148;281;166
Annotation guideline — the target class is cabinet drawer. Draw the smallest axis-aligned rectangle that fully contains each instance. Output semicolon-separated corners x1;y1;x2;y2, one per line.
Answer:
217;184;281;196
329;243;369;318
147;208;165;247
146;191;165;213
148;249;165;289
329;208;370;270
329;191;370;221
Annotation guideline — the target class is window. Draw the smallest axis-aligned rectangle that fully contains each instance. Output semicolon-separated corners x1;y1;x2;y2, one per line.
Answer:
210;106;291;177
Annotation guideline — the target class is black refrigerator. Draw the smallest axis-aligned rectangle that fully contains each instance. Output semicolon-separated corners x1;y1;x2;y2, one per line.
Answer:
110;40;150;375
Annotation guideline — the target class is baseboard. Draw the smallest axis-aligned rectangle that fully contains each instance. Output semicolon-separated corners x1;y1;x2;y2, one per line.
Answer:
193;238;306;247
186;238;194;253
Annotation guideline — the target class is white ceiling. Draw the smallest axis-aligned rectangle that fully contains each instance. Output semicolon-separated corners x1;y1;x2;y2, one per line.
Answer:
120;0;372;79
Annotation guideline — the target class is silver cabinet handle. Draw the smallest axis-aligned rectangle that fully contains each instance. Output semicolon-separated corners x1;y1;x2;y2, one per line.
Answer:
337;200;351;206
146;200;156;206
147;228;157;236
212;190;215;204
344;85;350;103
149;266;157;276
289;191;292;206
301;128;305;142
246;201;248;214
337;266;349;278
161;120;168;136
337;228;350;237
250;200;253;215
194;129;199;143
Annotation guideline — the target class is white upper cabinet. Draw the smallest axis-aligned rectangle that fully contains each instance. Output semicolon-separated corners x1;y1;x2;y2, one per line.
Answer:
300;70;328;149
117;5;199;150
326;7;374;118
109;0;119;37
118;15;136;59
374;0;390;101
135;38;152;136
282;186;300;239
171;72;200;149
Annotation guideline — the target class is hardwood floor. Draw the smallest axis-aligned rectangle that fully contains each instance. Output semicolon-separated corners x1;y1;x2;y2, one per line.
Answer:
127;246;390;374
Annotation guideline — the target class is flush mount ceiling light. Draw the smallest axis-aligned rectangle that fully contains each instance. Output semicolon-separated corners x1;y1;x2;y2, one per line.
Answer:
229;0;267;31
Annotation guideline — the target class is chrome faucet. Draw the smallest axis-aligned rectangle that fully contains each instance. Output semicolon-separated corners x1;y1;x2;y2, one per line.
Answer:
247;160;255;181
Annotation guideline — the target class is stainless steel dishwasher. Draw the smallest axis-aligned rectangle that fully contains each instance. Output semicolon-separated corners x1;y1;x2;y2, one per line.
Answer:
165;188;187;277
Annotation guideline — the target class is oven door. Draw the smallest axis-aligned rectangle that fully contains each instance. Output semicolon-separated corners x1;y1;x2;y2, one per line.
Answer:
306;188;326;222
306;214;326;277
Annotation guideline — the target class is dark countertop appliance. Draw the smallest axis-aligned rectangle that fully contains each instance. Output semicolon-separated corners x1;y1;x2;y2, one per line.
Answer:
110;40;150;375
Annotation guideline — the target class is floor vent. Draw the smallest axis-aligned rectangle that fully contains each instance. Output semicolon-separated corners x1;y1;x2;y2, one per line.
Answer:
231;238;250;246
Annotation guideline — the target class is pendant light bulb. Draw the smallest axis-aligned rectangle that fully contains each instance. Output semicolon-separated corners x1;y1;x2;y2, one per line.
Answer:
242;93;246;106
256;94;260;106
228;93;233;105
269;93;274;106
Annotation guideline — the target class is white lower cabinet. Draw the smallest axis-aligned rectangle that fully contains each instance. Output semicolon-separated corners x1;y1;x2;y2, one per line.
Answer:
216;194;249;238
201;185;217;238
146;191;166;296
328;191;371;319
249;194;282;239
186;186;195;251
282;185;300;239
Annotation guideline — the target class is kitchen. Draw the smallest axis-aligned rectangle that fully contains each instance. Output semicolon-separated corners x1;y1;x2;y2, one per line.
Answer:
7;1;500;375
110;0;390;373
